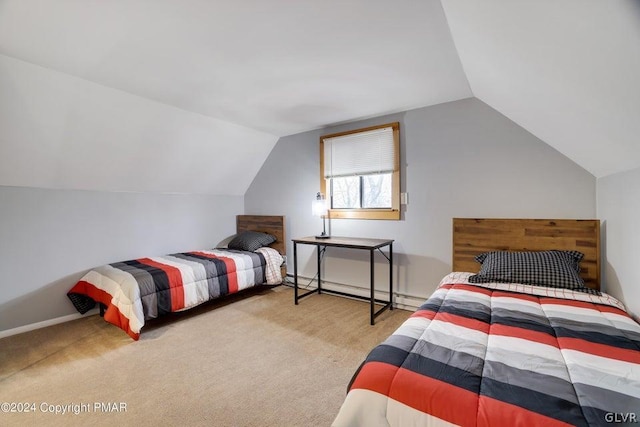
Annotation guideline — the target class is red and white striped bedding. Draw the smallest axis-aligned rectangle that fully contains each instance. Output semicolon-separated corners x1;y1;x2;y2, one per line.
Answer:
333;272;640;427
68;247;283;340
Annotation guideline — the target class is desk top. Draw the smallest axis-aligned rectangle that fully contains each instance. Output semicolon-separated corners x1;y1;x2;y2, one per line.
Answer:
292;236;394;250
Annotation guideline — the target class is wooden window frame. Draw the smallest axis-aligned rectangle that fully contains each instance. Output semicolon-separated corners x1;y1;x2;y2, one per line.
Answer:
320;122;400;220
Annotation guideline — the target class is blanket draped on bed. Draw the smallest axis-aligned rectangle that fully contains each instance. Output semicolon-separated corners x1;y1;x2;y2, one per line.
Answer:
68;248;282;340
333;272;640;427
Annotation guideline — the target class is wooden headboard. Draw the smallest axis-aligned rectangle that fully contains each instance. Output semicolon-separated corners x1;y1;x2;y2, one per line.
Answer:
236;215;286;257
452;218;601;290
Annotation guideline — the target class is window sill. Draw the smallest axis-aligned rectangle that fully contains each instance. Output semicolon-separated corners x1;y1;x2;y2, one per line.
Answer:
328;209;400;220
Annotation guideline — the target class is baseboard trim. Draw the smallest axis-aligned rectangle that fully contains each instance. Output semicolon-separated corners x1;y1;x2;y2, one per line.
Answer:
0;309;98;339
284;274;424;311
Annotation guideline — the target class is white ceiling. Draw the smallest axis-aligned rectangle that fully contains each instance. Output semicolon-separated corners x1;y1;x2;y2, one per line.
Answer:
0;0;639;195
441;0;640;178
0;0;470;136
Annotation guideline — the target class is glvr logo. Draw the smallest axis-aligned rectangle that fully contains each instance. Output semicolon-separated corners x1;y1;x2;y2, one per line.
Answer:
605;413;638;423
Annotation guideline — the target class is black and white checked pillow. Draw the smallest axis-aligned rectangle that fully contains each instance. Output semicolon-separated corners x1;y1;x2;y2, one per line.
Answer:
227;230;276;252
468;250;592;292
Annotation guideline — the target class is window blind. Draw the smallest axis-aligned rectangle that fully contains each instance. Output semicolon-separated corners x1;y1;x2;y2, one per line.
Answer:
323;127;395;179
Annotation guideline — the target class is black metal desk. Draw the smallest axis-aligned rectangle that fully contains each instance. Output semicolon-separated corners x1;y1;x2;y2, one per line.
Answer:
292;236;394;325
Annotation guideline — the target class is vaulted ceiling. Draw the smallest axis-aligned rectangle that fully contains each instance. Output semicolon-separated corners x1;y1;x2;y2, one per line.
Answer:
0;0;638;194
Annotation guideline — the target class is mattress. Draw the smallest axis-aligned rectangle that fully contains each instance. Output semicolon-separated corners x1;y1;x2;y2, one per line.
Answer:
333;272;640;426
68;247;283;339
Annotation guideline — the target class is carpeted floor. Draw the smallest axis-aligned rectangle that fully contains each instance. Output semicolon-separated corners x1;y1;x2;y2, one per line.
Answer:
0;285;411;426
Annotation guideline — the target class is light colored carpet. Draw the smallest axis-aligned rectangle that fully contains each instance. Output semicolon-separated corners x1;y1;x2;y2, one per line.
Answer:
0;285;411;426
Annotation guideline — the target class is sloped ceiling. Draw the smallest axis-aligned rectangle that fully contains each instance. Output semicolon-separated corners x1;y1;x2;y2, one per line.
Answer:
0;1;638;195
441;0;640;178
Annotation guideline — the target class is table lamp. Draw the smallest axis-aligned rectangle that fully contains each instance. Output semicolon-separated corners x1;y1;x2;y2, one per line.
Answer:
312;192;330;239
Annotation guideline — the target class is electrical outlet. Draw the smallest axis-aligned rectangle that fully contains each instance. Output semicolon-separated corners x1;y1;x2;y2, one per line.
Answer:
400;192;408;205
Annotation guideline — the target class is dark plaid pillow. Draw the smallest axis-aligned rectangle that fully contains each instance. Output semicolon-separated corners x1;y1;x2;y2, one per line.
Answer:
468;250;593;292
227;230;276;252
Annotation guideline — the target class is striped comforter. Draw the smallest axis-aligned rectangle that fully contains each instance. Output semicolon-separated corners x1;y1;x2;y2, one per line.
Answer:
68;247;283;340
333;272;640;427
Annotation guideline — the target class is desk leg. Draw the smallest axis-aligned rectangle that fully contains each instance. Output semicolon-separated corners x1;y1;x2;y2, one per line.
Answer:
370;248;375;325
389;242;393;311
294;242;298;304
317;245;322;294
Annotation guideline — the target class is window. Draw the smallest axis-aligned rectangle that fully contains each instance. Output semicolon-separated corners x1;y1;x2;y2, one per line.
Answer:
320;122;400;220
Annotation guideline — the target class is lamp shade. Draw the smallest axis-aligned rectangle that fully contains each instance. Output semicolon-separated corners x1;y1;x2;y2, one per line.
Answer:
312;192;328;217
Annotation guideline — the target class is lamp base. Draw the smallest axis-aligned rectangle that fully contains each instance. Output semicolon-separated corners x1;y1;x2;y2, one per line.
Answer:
315;233;330;239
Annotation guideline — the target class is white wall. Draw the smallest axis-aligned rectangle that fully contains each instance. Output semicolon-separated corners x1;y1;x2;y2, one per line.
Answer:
597;167;640;320
0;186;242;332
245;98;596;306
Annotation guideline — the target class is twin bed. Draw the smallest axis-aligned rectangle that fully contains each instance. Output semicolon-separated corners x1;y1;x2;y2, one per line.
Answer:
333;218;640;426
67;215;286;340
